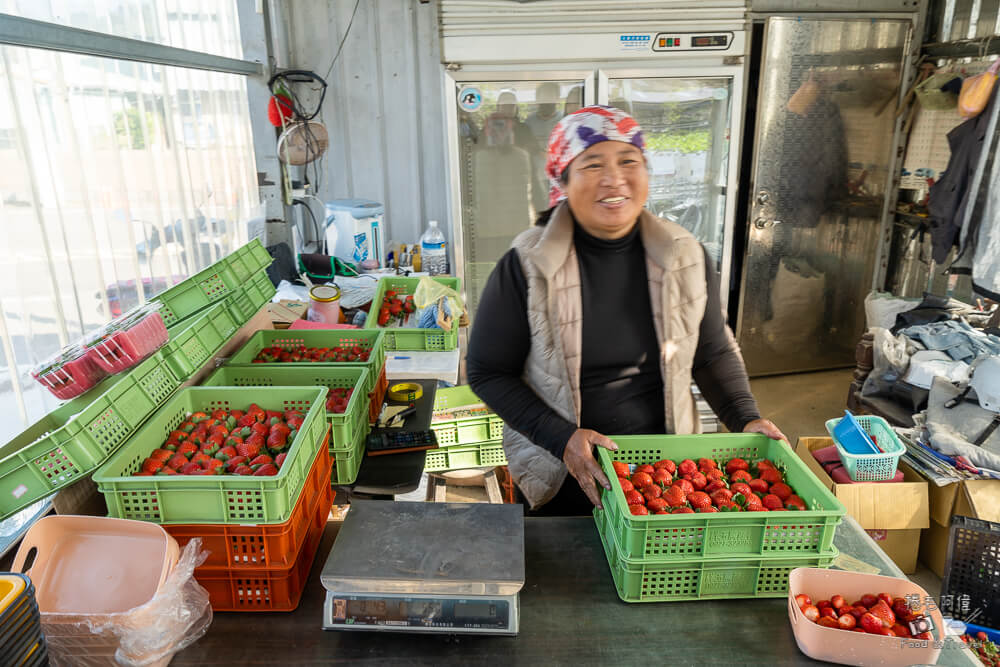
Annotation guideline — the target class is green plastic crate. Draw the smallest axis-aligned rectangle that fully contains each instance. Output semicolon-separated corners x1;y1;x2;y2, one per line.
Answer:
331;443;363;485
226;269;276;324
0;350;181;521
224;240;273;284
160;299;240;379
363;276;461;351
594;503;838;603
225;329;385;400
202;366;370;454
597;434;846;562
431;385;504;447
94;386;327;524
424;440;507;472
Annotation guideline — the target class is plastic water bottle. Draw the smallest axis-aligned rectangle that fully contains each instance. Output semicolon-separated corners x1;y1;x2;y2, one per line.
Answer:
420;220;447;275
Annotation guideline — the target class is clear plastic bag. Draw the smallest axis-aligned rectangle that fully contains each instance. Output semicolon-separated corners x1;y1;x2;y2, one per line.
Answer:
413;277;464;332
862;327;912;397
44;539;212;667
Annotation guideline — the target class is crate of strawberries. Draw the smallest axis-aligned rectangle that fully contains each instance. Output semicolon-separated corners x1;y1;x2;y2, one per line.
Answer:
93;386;327;525
363;276;461;351
596;434;845;562
201;365;370;455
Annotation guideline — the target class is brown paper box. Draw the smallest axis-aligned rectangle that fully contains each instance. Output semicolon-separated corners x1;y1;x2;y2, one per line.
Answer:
865;528;922;574
796;437;929;530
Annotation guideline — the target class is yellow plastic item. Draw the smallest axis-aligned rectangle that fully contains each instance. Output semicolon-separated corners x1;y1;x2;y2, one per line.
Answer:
0;573;27;614
787;567;945;666
959;61;1000;118
11;515;179;615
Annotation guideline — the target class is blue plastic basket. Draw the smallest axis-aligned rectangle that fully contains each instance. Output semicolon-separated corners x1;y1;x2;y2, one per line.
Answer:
824;413;906;481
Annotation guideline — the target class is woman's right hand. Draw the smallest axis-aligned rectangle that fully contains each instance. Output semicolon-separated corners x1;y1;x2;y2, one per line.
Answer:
562;429;618;509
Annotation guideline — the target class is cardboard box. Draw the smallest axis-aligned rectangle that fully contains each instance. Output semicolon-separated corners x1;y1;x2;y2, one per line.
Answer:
267;300;308;329
796;437;929;573
916;478;1000;577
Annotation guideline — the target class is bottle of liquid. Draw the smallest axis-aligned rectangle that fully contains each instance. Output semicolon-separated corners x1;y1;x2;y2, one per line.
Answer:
420;220;447;275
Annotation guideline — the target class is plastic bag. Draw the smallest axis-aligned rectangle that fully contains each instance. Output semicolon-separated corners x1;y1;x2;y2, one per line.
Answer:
44;539;212;667
958;60;1000;118
862;327;912;397
413;277;464;332
864;290;920;331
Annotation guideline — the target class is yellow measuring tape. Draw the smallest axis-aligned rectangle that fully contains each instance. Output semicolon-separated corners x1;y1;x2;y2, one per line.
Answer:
387;382;423;403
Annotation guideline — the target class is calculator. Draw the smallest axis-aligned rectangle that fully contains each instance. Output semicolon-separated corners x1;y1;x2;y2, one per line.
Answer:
365;430;439;456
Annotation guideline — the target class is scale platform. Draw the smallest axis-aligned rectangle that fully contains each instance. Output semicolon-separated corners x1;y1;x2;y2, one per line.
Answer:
321;500;524;635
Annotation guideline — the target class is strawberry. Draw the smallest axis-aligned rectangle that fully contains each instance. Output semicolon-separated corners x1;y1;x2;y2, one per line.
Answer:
730;482;753;498
705;479;728;493
663;485;687;507
860;613;884;634
180;462;202;475
266;431;288;450
849;606;867;620
697;506;719;513
891;598;909;617
860;594;878;608
631;472;653;489
869;600;895;627
653;460;676;475
891;623;911;638
275;452;287;468
725;458;749;474
817;600;831;609
730;470;753;484
831;595;847;610
177;442;198;458
817;617;841;629
201;442;220;457
167;430;188;443
167;453;189;470
141;458;164;474
641;484;662;500
710;489;733;505
619;478;634;493
629;505;649;516
785;495;807;510
216;446;237;462
612;461;630;478
838;613;857;629
748;478;770;494
820;606;838;620
225;456;249;472
879;627;897;637
769;482;793;500
762;494;784;510
651;469;672;486
705;468;725;481
134;471;154;476
757;458;776;469
670;507;695;514
150;448;174;462
250;454;273;467
635;463;655;474
625;490;644;506
236;441;262;460
233;464;254;476
678;459;697;476
190;411;208;423
877;592;893;606
253;463;279;476
191;452;211;466
202;457;224;471
760;467;783;484
795;594;812;608
251;421;268;436
697;457;717;471
687;491;712;510
743;494;765;511
688;471;708;491
646;497;667;512
674;478;695;495
802;606;820;622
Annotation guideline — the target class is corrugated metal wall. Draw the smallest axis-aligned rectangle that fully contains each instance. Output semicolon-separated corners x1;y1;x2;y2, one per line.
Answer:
285;0;449;249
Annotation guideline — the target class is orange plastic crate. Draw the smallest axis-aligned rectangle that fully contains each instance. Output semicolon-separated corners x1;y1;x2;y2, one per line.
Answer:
368;363;388;424
192;473;332;612
164;431;332;570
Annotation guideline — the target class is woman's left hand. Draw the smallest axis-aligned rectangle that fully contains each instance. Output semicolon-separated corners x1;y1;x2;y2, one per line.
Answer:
742;418;788;443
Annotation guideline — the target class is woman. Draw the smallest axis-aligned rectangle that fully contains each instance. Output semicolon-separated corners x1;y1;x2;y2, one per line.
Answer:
467;106;786;515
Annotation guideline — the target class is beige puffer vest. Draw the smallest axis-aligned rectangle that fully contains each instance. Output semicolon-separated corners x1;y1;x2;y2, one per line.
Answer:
505;202;713;509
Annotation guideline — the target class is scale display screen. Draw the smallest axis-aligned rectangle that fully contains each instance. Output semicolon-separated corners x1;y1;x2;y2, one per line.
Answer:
692;34;728;48
328;594;511;632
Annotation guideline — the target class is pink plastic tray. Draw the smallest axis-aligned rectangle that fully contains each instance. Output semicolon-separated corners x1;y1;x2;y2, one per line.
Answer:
787;567;945;666
32;352;107;400
87;311;169;374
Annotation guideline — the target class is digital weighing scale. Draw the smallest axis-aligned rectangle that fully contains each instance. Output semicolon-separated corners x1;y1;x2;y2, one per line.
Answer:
321;500;524;635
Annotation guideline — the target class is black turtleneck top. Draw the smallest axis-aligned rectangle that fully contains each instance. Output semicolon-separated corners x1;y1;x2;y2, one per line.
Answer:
466;220;760;460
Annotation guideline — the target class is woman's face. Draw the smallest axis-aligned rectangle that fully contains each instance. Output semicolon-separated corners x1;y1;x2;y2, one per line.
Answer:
564;141;648;240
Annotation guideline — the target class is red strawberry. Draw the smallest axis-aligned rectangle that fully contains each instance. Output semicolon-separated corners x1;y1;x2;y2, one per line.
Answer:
697;457;717;471
802;605;820;622
134;471;153;476
202;457;224;471
266;431;288;450
167;453;189;470
646;497;667;512
141;458;163;474
191;452;211;466
705;468;725;481
817;617;841;629
785;495;807;510
820;606;838;620
725;458;749;474
275;452;287;468
635;463;655;475
770;482;793;500
890;623;910;638
730;482;753;498
641;484;662;500
831;594;847;610
879;627;896;637
795;594;812;608
216;446;237;462
625;490;644;506
838;614;857;629
674;478;695;495
758;459;776;469
706;479;728;493
760;467;783;484
663;485;687;508
762;494;784;510
743;494;765;511
698;506;719;513
612;461;630;478
749;478;770;494
730;470;753;484
619;478;634;493
236;441;262;460
233;465;253;476
150;448;174;462
877;593;893;606
848;605;866;619
860;613;884;634
631;472;653;489
253;463;279;476
629;505;649;516
177;442;197;458
201;442;220;457
817;600;831;609
225;456;248;472
869;600;895;628
250;454;273;467
860;594;878;608
653;460;676;475
180;462;202;475
651;469;672;486
678;459;697;476
687;491;712;510
251;421;268;436
670;507;695;514
710;489;734;506
688;471;708;491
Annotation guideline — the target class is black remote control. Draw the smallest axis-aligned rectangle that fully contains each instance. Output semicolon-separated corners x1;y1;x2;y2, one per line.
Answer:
365;430;438;456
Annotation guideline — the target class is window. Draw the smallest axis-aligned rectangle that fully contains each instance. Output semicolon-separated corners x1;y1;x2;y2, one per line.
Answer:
0;3;260;441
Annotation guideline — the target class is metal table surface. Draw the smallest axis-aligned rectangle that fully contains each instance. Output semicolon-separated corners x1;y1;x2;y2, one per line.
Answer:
172;514;979;666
